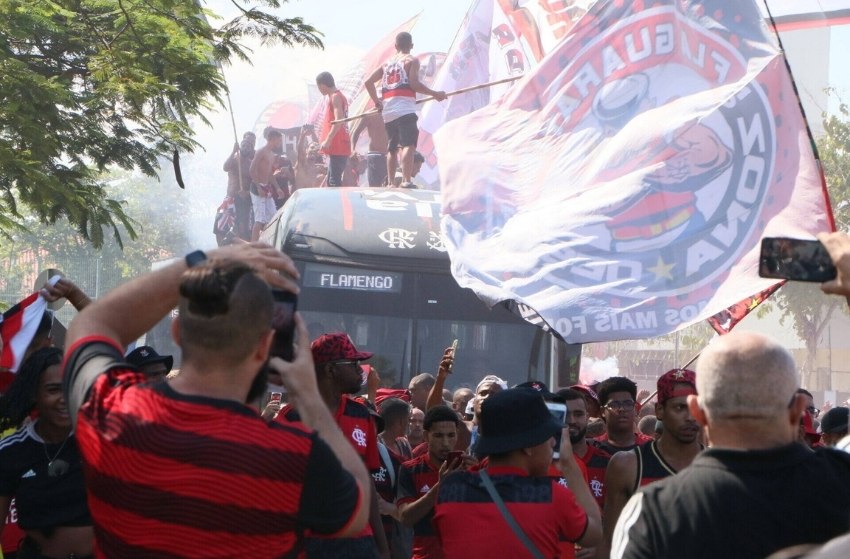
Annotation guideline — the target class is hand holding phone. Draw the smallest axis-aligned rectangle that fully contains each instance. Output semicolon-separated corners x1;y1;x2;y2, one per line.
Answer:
448;339;458;373
759;237;837;282
446;450;464;468
546;402;568;460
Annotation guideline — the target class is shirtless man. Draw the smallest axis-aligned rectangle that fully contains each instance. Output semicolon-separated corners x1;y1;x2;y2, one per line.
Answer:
351;105;389;187
294;125;324;190
364;32;447;188
248;130;283;241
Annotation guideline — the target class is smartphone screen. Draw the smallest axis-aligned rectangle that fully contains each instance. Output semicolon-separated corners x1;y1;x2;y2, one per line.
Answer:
759;237;837;282
270;290;297;361
546;402;568;459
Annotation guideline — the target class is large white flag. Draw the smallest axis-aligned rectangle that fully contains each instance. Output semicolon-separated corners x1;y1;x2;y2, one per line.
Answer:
417;0;588;189
435;0;833;344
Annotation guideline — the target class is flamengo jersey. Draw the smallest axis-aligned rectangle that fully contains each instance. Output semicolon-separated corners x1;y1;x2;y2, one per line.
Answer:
63;338;363;559
278;394;380;544
381;55;416;123
578;443;611;511
434;466;589;559
278;395;381;471
397;454;442;559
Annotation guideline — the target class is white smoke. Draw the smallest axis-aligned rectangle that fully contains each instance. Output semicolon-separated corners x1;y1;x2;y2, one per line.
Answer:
579;356;621;385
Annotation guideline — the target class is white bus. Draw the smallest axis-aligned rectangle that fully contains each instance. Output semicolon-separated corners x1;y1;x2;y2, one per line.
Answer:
260;187;580;390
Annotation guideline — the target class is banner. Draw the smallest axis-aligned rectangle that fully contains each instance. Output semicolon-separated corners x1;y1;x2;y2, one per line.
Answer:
417;0;589;189
707;283;784;335
0;291;51;392
435;0;833;344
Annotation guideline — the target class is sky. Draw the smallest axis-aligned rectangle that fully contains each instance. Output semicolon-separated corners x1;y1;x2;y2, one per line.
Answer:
206;0;470;136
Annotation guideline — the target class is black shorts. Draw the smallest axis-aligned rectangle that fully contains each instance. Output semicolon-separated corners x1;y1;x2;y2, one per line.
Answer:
385;113;419;153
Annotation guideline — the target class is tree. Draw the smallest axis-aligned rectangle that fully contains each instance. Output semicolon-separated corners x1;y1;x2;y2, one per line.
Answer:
0;0;322;247
0;169;192;320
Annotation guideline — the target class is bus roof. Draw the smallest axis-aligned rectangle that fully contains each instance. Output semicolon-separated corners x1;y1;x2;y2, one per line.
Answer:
266;188;450;271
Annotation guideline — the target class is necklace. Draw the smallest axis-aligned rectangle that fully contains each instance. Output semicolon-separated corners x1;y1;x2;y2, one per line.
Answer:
43;434;71;478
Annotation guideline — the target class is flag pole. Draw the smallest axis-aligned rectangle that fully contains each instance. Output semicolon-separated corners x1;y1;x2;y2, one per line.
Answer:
331;75;524;124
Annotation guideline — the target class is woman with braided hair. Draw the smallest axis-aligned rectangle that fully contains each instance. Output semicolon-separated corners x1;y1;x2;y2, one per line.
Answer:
0;347;93;559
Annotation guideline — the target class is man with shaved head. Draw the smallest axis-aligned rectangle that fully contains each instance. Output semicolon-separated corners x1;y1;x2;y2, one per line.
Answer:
611;331;850;559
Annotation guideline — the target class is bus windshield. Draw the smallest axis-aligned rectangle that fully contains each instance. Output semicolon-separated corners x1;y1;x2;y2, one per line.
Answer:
262;187;578;390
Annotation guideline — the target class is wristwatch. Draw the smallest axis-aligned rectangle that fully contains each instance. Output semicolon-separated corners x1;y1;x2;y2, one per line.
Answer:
185;250;207;268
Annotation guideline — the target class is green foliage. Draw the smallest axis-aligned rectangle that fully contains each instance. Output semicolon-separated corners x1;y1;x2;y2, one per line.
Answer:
0;170;192;318
0;0;322;247
820;93;850;231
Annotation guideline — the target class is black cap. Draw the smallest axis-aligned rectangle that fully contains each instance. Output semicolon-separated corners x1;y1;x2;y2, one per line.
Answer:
820;407;849;435
126;346;174;375
475;388;562;456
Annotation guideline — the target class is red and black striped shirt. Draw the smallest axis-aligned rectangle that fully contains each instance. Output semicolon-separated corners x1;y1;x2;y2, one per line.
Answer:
63;337;363;559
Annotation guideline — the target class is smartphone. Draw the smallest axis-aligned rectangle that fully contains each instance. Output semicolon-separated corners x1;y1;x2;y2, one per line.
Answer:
270;290;297;361
758;237;837;282
269;391;283;405
446;450;464;467
448;339;459;372
546;402;568;460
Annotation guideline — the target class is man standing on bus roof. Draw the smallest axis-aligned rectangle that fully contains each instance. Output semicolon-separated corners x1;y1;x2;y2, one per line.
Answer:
316;71;352;187
249;130;283;241
364;32;447;189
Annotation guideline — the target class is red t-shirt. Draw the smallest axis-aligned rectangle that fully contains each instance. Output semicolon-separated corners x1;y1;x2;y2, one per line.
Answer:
320;91;351;156
547;460;589;559
397;454;442;559
434;466;588;559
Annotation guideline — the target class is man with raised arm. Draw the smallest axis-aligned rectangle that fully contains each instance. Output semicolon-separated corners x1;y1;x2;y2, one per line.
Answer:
364;32;447;189
62;243;370;557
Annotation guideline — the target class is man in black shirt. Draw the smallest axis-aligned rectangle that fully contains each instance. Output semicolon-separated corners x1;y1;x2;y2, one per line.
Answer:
611;331;850;559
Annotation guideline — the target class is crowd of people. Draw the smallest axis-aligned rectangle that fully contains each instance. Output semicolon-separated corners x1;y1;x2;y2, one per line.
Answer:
214;31;442;246
0;231;849;558
4;22;850;559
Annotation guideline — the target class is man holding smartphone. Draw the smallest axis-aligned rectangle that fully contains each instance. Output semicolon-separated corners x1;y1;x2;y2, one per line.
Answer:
61;243;371;557
396;405;467;559
433;389;602;557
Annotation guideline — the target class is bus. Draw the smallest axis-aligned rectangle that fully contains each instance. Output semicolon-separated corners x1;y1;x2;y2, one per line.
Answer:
260;187;580;390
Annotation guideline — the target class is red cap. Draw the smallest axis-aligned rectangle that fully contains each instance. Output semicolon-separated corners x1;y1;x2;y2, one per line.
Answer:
310;332;373;365
375;388;411;406
657;369;697;403
569;384;600;405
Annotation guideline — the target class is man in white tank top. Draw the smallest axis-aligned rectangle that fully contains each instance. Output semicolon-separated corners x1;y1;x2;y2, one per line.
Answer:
365;32;446;188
